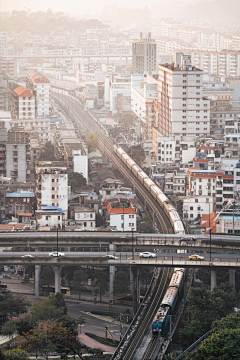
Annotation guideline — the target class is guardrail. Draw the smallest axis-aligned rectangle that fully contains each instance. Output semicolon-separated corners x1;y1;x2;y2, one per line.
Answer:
175;329;212;360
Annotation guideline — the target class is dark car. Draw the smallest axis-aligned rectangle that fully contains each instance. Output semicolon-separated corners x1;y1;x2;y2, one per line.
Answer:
179;237;197;243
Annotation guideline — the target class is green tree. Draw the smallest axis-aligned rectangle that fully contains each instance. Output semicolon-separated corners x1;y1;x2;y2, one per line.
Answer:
113;271;129;296
94;270;108;302
119;114;135;130
40;266;54;288
0;291;30;326
1;320;17;348
4;348;29;360
68;172;87;192
179;283;237;349
48;292;67;315
72;270;87;300
138;212;154;233
40;141;56;161
126;144;145;165
87;134;99;153
30;295;66;322
192;329;240;360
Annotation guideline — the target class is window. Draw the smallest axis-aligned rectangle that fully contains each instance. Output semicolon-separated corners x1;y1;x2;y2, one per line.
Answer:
84;222;87;227
190;206;193;210
58;216;60;220
183;74;187;77
90;214;93;218
46;216;48;220
204;116;207;118
204;110;208;112
195;199;198;203
196;116;200;118
183;92;186;95
23;198;26;202
183;80;186;83
121;215;124;220
190;214;193;218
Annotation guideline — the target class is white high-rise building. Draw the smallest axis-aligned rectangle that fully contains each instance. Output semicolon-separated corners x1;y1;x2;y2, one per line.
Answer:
26;71;51;117
154;52;210;139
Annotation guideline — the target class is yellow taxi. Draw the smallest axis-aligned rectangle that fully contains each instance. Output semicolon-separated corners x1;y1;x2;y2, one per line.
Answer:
189;254;205;261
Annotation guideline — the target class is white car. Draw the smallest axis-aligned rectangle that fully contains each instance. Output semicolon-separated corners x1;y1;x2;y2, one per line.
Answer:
140;252;157;258
21;254;35;258
49;251;65;257
105;255;118;260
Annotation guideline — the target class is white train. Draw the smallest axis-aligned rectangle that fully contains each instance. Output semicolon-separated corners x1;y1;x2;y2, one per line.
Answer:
113;145;185;234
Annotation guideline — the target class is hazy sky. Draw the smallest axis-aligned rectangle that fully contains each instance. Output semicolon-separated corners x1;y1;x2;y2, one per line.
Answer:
0;0;202;16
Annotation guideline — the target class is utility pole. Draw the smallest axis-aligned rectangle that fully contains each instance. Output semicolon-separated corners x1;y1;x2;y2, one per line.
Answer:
57;228;59;258
120;313;123;340
209;202;212;262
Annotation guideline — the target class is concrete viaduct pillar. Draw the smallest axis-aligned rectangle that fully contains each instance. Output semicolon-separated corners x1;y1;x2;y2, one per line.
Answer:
109;266;115;300
35;265;41;296
130;266;134;292
132;267;140;314
229;269;236;289
211;269;217;290
52;265;62;294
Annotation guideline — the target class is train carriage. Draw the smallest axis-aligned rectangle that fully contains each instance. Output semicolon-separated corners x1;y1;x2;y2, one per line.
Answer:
137;171;148;184
132;164;142;177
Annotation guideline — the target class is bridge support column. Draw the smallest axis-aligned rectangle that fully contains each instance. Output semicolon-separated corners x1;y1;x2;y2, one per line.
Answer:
211;269;217;290
132;267;140;314
229;269;235;289
52;265;62;294
109;266;115;300
35;265;41;296
130;266;133;292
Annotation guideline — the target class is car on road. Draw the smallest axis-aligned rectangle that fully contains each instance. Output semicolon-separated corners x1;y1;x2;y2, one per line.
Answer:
21;254;35;258
189;254;205;261
140;252;157;258
49;251;65;257
179;237;197;243
105;254;118;260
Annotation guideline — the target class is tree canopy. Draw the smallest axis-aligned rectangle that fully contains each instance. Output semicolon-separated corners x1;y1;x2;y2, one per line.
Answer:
113;271;129;296
94;270;109;302
87;134;99;153
192;313;240;360
179;283;237;349
68;172;87;191
0;291;30;327
4;349;29;360
72;269;87;300
126;144;145;166
40;141;56;161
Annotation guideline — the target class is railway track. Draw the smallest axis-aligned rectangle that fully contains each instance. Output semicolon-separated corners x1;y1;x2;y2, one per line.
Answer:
53;92;174;234
120;268;171;360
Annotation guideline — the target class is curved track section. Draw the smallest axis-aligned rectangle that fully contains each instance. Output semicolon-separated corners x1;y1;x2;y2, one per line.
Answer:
53;92;175;234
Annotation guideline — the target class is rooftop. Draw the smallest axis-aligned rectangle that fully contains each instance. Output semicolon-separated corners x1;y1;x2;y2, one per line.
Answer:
13;85;35;97
6;191;35;198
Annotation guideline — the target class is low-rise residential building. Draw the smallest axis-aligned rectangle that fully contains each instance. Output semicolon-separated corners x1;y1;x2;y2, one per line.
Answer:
165;172;187;195
214;213;240;234
154;135;197;165
73;206;96;230
183;196;214;221
5;190;35;219
36;206;65;230
104;197;136;231
64;142;88;182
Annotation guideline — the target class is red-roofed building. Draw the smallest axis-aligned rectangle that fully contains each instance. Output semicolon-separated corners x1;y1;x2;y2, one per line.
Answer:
26;71;51;117
104;197;136;231
200;212;217;234
10;86;36;120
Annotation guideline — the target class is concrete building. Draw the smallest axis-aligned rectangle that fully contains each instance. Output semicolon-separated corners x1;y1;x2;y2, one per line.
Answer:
131;74;158;140
154;135;197;165
10;86;36;120
73;206;96;230
0;122;7;177
5;190;35;219
6;130;31;183
0;57;17;77
183;196;214;222
26;71;51;117
104;197;136;231
165;172;187;195
214;213;240;234
36;162;68;219
132;35;157;75
229;77;240;109
153;53;210;141
64;143;88;182
110;82;131;114
36;206;65;230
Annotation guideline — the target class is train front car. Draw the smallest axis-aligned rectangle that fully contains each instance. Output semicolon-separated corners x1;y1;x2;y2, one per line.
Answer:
152;306;170;337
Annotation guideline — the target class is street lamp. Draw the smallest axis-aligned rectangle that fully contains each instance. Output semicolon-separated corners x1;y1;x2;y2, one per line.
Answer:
132;228;134;260
57;227;59;258
208;202;212;262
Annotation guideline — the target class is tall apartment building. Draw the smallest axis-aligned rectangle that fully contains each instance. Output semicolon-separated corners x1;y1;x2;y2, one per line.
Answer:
10;86;36;120
0;57;17;77
63;143;88;182
0;122;7;177
153;53;210;149
35;162;68;219
132;34;157;75
131;74;158;140
6;130;31;183
26;71;51;117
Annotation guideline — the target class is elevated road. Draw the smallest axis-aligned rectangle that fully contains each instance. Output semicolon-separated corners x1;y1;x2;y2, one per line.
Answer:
1;252;240;268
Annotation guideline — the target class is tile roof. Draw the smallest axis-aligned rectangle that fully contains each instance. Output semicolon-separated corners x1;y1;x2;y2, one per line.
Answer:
200;212;217;234
18;213;33;217
28;71;50;84
13;86;35;97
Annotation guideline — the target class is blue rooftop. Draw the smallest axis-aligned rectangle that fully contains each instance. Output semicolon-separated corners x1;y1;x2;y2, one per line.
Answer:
6;191;35;198
39;206;65;213
222;215;240;220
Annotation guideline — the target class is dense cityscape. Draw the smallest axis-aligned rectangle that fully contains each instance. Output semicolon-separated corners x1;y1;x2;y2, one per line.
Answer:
0;2;240;359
